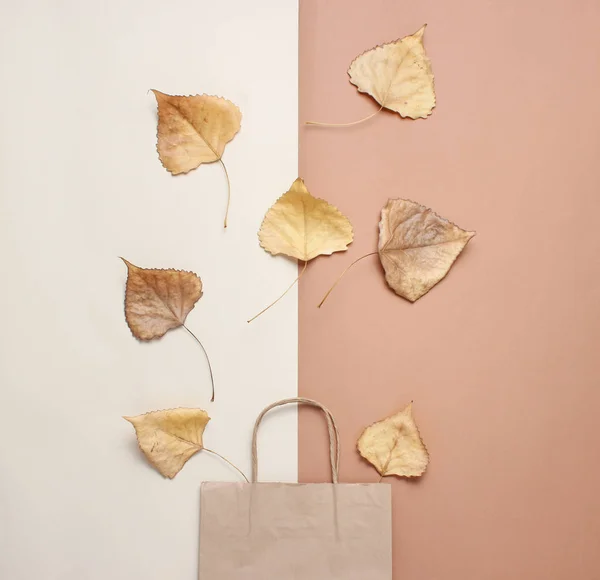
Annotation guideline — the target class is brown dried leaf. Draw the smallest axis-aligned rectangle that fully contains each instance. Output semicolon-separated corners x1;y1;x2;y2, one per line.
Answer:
348;25;435;119
379;199;475;302
152;90;242;227
153;90;241;174
124;408;210;478
357;403;429;478
122;259;202;340
121;259;214;401
249;178;353;322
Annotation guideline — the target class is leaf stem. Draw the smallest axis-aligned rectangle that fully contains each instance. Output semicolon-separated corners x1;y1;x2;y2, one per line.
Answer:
203;448;249;482
183;325;215;402
318;252;378;308
248;261;308;323
306;105;383;128
219;158;231;229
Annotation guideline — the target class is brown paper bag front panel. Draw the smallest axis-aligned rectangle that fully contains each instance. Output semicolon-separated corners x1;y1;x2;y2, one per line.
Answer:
199;482;392;580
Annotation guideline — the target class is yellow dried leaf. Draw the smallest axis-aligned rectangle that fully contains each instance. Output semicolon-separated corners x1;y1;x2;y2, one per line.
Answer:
357;403;429;478
249;178;353;322
122;258;202;340
379;199;475;302
348;25;435;120
124;409;210;479
121;259;214;401
259;178;353;261
152;90;242;227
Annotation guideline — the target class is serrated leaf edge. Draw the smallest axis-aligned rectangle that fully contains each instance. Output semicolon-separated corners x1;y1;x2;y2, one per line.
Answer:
357;403;430;479
121;258;203;341
346;25;436;119
151;90;242;175
124;408;211;479
257;178;355;260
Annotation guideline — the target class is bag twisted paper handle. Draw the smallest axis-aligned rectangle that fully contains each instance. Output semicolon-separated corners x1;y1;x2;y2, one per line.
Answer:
251;397;340;484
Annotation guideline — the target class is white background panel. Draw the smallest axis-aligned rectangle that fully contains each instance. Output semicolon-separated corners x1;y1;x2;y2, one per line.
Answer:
0;1;298;578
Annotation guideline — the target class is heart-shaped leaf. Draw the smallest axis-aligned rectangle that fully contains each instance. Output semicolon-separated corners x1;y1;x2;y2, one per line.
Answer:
249;178;353;321
319;199;474;306
358;403;429;478
349;25;435;120
152;90;242;227
125;408;210;479
307;25;435;126
378;199;475;302
122;259;202;340
121;259;215;401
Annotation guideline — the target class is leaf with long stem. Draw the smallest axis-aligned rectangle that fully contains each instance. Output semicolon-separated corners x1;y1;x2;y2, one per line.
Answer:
152;90;241;229
124;409;249;480
306;25;435;127
122;259;216;402
250;177;353;321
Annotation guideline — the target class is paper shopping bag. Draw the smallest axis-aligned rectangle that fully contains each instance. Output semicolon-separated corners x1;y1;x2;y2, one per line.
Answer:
199;398;392;580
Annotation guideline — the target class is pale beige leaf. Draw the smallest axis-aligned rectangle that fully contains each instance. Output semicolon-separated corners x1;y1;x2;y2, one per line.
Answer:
358;403;429;478
378;199;475;302
122;259;202;340
348;25;435;119
258;178;354;262
152;90;241;175
124;409;210;479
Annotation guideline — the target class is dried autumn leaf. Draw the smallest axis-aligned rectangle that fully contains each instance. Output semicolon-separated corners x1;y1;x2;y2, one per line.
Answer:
248;178;353;322
307;25;435;126
152;90;242;227
358;403;429;478
121;258;215;401
319;199;474;307
124;408;210;478
124;408;248;481
379;199;475;302
258;178;353;261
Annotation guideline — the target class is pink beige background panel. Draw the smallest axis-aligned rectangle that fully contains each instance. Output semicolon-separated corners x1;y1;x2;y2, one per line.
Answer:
299;1;600;579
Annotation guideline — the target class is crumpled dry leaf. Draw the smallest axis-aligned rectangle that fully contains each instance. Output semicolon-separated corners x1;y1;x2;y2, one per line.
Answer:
121;258;215;401
259;178;353;261
379;199;475;302
249;178;353;322
124;408;210;478
152;90;242;227
348;25;435;120
122;258;202;340
357;402;429;478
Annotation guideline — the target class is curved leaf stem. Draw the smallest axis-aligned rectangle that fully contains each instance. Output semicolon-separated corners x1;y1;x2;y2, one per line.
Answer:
306;105;383;128
318;252;378;308
183;325;215;402
203;448;249;482
248;261;308;323
219;158;231;229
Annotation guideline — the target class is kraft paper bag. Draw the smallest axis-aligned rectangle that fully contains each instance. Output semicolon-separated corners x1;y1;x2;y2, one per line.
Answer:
199;398;392;580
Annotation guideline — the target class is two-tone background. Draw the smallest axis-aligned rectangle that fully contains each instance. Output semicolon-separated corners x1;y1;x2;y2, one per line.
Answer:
1;1;599;579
